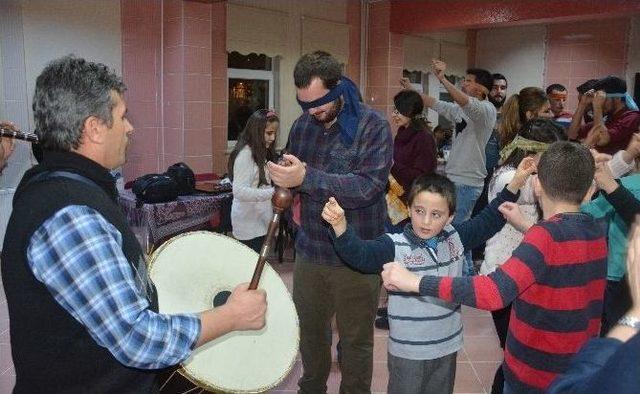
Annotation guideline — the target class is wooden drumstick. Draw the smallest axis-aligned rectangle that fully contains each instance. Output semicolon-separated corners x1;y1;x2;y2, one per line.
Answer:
248;187;293;290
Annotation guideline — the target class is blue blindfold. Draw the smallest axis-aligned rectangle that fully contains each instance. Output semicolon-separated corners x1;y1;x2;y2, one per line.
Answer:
607;93;639;111
296;76;362;147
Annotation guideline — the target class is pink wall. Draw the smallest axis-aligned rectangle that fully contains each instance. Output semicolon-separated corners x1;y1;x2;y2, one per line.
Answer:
119;0;374;180
346;0;362;85
121;0;228;181
121;0;162;179
545;18;630;110
391;0;640;34
210;1;227;175
163;0;215;174
366;0;403;133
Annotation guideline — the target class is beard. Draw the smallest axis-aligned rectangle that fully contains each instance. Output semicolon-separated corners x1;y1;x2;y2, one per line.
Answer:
489;95;505;108
313;98;342;125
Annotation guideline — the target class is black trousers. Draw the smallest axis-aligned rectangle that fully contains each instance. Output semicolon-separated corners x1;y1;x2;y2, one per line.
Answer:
490;304;511;394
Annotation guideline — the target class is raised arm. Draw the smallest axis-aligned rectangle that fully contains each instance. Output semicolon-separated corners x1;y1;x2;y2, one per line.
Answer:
567;90;594;140
454;186;518;250
603;184;640;228
430;59;470;107
322;197;395;273
400;77;437;108
381;225;554;311
332;226;395;274
455;157;535;249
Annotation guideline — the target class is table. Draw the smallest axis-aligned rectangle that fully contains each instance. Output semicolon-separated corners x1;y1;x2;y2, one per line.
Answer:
119;188;232;253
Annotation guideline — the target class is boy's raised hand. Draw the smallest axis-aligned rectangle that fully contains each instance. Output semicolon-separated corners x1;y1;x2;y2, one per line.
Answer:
594;162;618;194
579;89;595;108
322;197;347;236
590;148;612;164
592;90;607;110
622;133;640;164
507;156;537;193
626;218;640;318
381;262;421;293
499;202;533;233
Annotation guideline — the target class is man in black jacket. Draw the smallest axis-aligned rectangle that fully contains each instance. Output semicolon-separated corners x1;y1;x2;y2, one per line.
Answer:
1;55;267;393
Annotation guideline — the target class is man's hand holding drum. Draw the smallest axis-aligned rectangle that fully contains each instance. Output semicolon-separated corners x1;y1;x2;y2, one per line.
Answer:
196;283;267;347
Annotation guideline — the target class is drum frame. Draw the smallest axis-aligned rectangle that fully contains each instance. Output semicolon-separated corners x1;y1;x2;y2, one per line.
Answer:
148;231;299;393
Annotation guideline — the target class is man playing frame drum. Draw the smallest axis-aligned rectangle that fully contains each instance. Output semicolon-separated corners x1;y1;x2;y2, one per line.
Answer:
1;56;266;393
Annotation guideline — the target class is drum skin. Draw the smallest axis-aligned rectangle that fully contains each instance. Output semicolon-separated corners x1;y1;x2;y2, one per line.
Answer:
148;231;299;393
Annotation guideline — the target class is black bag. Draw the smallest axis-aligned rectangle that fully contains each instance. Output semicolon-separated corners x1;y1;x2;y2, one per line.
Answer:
165;162;195;196
132;174;178;205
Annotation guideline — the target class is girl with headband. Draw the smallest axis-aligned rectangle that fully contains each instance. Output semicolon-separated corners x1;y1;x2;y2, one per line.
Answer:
228;109;279;252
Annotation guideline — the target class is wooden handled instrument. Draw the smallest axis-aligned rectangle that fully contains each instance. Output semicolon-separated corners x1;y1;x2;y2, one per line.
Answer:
249;187;293;290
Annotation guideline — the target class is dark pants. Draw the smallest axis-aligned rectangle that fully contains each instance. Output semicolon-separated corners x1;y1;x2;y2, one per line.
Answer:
293;256;381;394
387;352;457;394
600;277;632;336
239;235;265;254
491;305;511;394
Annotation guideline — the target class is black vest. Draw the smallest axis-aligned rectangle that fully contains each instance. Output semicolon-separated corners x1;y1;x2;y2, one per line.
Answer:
1;151;159;393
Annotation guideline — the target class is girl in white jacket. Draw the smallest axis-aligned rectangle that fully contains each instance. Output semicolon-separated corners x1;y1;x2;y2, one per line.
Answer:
228;109;278;252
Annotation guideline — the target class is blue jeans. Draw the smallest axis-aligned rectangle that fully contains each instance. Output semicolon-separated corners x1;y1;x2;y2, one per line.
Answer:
452;183;483;275
485;131;500;173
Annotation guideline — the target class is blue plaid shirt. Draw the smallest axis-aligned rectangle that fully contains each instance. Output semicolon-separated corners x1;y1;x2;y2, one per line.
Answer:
288;104;393;266
27;205;200;369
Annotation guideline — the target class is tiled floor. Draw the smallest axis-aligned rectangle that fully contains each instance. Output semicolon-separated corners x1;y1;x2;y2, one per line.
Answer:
0;252;503;393
269;257;503;394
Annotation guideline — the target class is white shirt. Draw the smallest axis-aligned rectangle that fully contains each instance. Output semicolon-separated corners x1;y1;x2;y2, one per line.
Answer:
230;146;274;240
482;167;538;274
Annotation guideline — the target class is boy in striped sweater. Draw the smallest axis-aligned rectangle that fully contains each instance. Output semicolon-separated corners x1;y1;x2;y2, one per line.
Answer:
381;141;608;393
321;160;534;393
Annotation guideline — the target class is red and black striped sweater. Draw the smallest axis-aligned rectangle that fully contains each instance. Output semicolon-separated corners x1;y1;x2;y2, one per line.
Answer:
420;212;608;393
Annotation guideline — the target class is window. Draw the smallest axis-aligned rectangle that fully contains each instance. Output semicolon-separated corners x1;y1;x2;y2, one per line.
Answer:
227;52;276;147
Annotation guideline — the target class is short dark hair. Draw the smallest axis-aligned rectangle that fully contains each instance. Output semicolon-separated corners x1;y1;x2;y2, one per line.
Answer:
546;84;567;94
32;55;126;151
394;90;428;130
593;76;627;94
467;68;493;92
293;51;342;90
492;73;507;85
406;173;456;215
577;79;598;95
394;90;424;118
537;141;594;204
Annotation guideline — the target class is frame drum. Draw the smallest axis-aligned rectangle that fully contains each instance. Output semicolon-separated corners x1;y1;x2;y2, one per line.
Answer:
148;231;299;393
